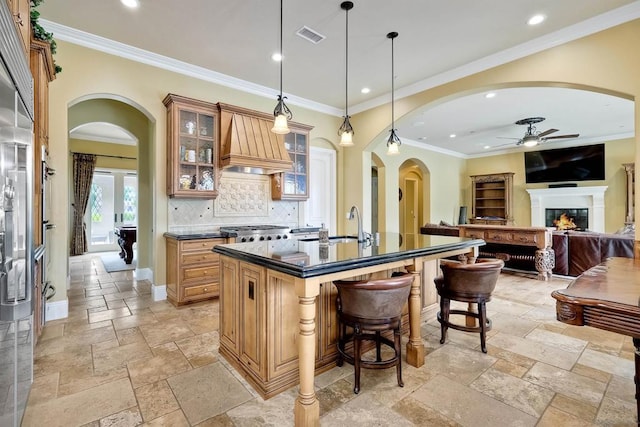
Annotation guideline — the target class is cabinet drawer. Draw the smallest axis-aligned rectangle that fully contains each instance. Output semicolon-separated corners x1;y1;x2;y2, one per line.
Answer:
510;232;538;246
464;230;485;240
182;265;219;283
181;251;219;265
485;231;513;243
183;282;219;299
181;239;223;252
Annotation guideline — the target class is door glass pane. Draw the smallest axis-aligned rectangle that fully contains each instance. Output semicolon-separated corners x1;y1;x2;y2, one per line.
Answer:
123;175;137;226
89;174;115;245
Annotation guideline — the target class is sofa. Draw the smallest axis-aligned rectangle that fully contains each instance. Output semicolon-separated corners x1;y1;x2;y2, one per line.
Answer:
552;230;634;276
420;223;634;277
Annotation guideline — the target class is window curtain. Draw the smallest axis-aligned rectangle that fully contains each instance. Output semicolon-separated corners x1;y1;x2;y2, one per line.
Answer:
70;153;96;255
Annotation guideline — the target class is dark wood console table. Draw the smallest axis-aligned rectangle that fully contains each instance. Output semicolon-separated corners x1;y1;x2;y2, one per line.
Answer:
552;257;640;425
115;226;137;264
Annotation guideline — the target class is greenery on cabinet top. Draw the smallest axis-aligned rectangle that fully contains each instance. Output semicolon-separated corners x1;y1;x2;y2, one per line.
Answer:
30;0;62;74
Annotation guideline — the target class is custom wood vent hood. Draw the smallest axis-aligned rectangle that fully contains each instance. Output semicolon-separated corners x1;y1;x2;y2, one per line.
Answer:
218;103;293;175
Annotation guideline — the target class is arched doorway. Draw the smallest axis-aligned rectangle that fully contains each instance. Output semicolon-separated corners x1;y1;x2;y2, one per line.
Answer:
67;96;155;270
399;159;430;247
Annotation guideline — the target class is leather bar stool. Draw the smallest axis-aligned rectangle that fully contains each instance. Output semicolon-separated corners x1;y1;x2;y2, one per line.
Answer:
434;259;504;353
334;272;414;394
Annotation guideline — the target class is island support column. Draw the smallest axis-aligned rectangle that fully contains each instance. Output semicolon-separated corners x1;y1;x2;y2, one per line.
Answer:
405;261;425;367
294;277;320;426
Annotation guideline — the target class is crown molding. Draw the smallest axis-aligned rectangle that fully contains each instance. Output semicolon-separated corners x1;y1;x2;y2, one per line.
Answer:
350;1;640;115
40;19;343;117
41;1;640;118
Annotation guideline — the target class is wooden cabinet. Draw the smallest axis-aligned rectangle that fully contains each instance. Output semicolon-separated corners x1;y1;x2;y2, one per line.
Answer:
623;163;635;224
163;94;219;199
271;124;313;200
239;261;266;378
7;0;30;58
30;38;55;249
220;256;240;353
164;236;225;305
469;172;514;226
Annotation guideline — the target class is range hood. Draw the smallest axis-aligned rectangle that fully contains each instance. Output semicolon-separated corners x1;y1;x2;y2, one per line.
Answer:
219;103;293;175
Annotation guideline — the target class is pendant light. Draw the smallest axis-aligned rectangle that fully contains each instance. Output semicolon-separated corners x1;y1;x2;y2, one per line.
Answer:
386;31;400;155
271;0;292;134
338;1;354;146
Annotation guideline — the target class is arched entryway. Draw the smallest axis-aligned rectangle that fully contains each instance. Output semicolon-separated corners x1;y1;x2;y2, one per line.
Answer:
67;95;155;270
399;159;430;248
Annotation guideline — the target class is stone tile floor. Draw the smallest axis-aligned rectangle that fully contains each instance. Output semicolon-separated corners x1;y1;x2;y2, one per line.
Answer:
22;253;636;426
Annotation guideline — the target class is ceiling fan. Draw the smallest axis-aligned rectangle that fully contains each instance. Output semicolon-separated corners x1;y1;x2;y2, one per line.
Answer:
498;117;579;148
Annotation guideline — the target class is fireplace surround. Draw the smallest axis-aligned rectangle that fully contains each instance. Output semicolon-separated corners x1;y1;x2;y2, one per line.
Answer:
527;186;607;233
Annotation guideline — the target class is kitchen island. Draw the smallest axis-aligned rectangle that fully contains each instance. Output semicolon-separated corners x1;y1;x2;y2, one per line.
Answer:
213;233;484;426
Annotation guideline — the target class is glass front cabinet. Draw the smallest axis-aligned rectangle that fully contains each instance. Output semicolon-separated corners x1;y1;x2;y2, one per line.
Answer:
163;94;218;198
271;124;313;200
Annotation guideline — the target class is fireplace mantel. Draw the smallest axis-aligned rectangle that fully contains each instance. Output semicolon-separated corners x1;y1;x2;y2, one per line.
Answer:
526;186;608;233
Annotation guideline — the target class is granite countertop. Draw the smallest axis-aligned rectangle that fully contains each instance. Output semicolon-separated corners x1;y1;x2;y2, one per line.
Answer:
163;231;228;240
213;233;485;278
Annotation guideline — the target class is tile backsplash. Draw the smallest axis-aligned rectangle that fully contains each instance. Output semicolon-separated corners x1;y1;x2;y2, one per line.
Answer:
168;171;300;234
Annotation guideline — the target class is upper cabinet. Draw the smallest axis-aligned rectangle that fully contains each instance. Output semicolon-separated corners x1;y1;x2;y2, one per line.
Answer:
163;94;219;199
271;124;313;200
30;37;56;248
469;172;514;226
7;0;30;58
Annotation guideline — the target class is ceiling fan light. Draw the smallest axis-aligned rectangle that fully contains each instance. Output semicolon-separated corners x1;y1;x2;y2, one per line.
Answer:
522;134;539;147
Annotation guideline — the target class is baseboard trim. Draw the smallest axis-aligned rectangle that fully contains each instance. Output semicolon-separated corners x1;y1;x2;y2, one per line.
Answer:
152;284;167;301
45;299;68;322
135;267;153;281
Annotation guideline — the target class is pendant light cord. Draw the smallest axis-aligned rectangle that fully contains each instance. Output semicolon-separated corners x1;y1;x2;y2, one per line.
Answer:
390;34;395;130
279;0;283;98
345;5;349;116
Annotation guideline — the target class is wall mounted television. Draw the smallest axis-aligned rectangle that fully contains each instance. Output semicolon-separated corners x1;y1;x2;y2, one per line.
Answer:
524;143;605;184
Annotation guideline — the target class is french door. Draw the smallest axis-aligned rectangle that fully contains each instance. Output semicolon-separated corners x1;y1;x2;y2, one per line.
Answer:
85;169;137;252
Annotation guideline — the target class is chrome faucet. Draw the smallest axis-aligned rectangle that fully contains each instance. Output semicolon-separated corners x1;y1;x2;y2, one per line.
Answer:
348;205;365;242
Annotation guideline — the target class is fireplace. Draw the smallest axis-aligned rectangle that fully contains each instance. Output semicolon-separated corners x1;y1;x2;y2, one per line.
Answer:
526;186;607;233
545;208;588;230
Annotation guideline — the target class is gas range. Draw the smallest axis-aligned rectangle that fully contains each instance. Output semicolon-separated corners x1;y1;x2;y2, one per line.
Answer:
220;225;292;243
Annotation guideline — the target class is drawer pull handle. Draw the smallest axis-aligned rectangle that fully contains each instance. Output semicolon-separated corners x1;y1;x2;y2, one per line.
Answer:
203;288;208;292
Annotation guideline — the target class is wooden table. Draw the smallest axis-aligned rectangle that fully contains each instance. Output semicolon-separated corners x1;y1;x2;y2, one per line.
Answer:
114;226;136;264
552;257;640;425
459;224;554;280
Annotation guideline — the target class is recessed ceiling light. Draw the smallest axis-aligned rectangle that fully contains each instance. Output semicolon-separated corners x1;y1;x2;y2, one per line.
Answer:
484;145;490;149
361;87;370;94
528;14;545;26
271;53;283;62
121;0;139;8
485;92;496;99
449;134;456;138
